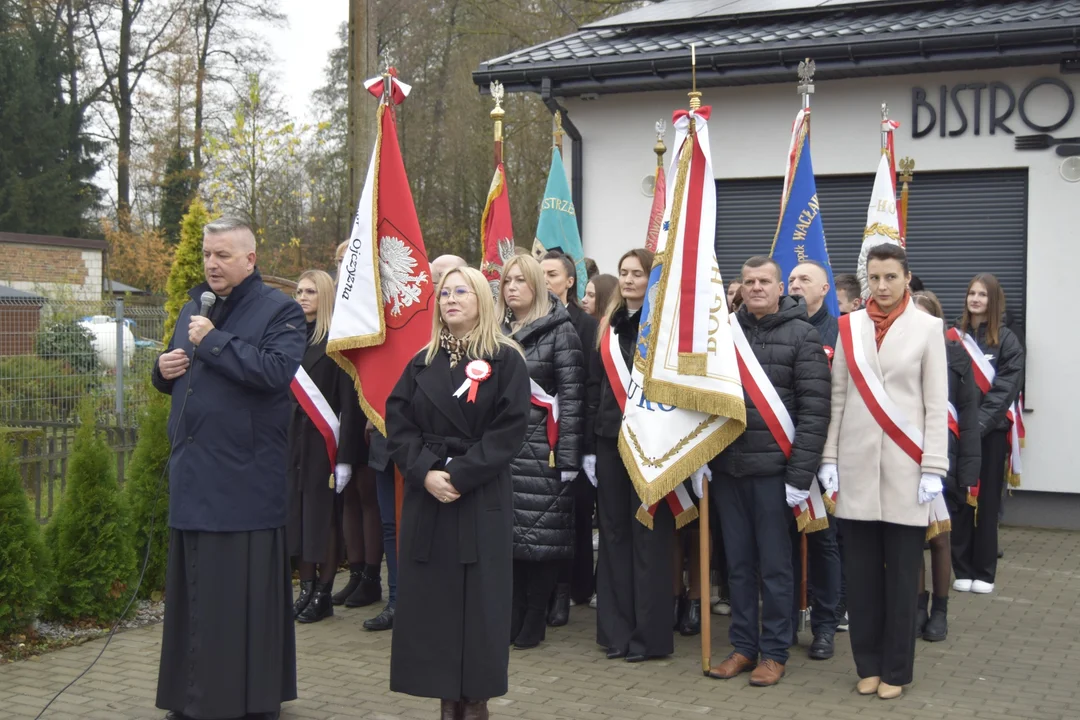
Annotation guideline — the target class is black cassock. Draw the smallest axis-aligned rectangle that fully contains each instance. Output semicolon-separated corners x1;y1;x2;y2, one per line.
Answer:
286;332;364;562
386;344;530;701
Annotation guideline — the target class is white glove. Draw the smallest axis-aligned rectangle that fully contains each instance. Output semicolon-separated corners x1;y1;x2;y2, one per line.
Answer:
690;465;712;499
785;484;810;508
918;473;943;505
817;463;839;495
561;471;578;483
583;454;597;487
334;463;353;494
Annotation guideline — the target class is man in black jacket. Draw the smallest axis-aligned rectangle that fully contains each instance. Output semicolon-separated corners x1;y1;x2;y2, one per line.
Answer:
786;261;844;660
707;256;831;687
152;217;306;720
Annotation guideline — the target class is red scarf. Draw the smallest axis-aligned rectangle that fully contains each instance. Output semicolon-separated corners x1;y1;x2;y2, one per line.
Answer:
865;291;910;349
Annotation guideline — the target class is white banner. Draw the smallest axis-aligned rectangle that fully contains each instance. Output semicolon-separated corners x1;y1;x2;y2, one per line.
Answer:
857;152;902;299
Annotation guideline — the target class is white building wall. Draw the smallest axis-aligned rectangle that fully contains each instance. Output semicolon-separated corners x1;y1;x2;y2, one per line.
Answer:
561;65;1080;493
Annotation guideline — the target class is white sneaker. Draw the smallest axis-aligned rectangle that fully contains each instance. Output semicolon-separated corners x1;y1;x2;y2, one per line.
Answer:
971;580;995;594
953;579;973;592
592;530;600;552
711;599;731;616
588;594;597;609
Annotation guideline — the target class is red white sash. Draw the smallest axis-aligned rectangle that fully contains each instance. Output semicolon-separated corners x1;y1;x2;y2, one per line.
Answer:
947;401;960;438
946;328;1022;476
529;379;559;468
601;325;699;528
839;311;924;465
290;366;340;471
730;317;828;532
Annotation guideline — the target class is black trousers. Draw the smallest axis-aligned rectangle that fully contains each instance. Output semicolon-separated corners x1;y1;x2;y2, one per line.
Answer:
557;475;597;604
513;560;560;613
790;514;842;636
844;519;925;686
595;436;674;658
712;472;793;664
951;429;1008;583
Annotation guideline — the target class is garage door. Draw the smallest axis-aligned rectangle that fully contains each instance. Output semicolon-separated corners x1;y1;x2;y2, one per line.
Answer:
714;170;1028;328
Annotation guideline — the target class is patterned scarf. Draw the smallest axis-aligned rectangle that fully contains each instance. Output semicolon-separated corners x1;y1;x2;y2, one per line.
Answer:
866;290;910;349
439;329;470;367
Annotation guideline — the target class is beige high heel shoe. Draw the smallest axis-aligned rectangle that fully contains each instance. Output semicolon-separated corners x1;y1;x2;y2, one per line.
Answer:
876;682;903;699
856;676;881;695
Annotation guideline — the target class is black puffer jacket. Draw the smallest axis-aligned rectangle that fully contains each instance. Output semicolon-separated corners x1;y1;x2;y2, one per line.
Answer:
710;297;831;490
946;342;982;492
954;319;1025;436
504;299;585;561
585;306;639;453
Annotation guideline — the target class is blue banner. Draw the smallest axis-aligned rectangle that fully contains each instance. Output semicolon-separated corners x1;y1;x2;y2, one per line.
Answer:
534;147;586;299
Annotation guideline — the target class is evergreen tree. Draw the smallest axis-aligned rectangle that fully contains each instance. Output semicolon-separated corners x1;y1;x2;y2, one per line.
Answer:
159;146;194;245
122;399;172;599
163;198;210;343
45;403;137;622
0;440;52;637
0;5;100;236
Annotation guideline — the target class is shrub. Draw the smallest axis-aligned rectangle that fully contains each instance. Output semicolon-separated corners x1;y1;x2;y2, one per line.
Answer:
163;198;210;343
36;319;100;376
45;402;137;622
122;398;171;599
0;355;87;423
0;440;52;637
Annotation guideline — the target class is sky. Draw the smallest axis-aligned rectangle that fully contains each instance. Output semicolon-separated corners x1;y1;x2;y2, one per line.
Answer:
262;1;349;123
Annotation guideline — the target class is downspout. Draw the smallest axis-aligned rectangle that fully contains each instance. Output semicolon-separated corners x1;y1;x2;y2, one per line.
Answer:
541;77;583;235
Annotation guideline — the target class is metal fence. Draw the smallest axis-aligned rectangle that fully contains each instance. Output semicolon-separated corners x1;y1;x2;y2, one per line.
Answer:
0;296;167;522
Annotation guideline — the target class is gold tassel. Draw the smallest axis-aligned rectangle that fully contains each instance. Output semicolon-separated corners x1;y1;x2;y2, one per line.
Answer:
673;506;700;530
1007;471;1021;488
328;474;335;489
549;450;555;468
635;505;655;529
822;494;836;515
795;512;809;533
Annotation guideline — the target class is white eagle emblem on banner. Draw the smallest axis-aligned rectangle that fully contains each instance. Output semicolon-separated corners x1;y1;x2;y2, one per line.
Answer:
379;236;428;316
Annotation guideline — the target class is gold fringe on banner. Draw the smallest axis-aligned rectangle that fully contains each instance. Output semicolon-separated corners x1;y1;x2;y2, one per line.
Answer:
822;494;836;515
674;505;699;530
801;516;829;534
635;505;654;530
926;518;952;542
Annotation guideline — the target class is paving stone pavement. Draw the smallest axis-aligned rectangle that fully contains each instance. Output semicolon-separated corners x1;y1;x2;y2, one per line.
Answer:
3;526;1080;720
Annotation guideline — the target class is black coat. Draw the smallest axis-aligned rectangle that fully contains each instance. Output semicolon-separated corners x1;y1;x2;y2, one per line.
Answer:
954;320;1025;435
385;344;530;701
805;302;839;353
946;342;982;491
504;300;585;562
710;297;831;491
585;306;640;454
152;271;306;532
285;330;364;560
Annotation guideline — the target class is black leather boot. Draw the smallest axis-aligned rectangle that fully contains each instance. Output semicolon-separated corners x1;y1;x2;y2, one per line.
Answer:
461;699;488;720
915;591;930;636
510;600;526;643
923;595;948;642
344;566;382;608
673;594;684;630
331;568;363;606
440;699;461;720
513;608;547;649
297;581;334;623
293;580;314;619
547;583;570;627
363;602;395;631
678;599;701;636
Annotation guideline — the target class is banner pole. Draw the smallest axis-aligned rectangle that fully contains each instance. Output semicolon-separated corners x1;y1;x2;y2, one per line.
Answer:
699;477;712;675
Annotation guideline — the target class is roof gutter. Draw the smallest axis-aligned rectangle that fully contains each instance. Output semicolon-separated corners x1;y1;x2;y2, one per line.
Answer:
541;77;584;236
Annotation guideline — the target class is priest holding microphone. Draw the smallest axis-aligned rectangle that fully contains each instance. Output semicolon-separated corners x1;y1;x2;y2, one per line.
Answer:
151;217;307;720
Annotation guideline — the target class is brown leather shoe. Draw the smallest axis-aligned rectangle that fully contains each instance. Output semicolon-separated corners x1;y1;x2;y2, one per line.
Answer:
749;658;785;686
461;699;488;720
707;652;756;679
440;699;461;720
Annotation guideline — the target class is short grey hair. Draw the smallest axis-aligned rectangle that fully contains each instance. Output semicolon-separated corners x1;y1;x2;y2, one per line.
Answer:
203;216;256;252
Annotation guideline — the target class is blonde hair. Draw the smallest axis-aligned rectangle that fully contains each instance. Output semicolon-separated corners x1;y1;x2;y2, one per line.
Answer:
335;240;348;265
497;254;551;333
424;267;520;365
297;269;336;345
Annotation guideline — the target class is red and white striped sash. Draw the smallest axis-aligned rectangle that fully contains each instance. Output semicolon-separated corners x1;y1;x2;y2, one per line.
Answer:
601;325;699;528
529;379;559;468
290;366;340;475
947;401;960;438
839;311;924;465
730;317;829;532
946;328;1022;476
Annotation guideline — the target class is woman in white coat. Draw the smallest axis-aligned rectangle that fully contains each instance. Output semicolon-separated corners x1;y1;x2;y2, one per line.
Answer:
818;244;948;700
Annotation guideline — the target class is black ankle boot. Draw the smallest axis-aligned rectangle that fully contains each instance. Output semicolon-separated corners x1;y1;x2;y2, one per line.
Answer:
678;598;701;636
673;594;684;630
293;580;314;619
297;581;334;623
510;601;525;643
513;608;547;649
915;591;929;636
344;566;382;608
923;595;948;642
547;583;570;627
440;699;461;720
331;568;363;606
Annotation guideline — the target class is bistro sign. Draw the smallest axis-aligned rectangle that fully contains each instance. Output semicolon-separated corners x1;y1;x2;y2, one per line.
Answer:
911;77;1075;138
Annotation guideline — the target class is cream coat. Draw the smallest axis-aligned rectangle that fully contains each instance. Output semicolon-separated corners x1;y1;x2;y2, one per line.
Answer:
824;302;949;527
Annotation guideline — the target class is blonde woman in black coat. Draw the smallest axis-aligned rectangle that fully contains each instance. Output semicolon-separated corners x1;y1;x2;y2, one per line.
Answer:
386;266;530;720
499;254;585;649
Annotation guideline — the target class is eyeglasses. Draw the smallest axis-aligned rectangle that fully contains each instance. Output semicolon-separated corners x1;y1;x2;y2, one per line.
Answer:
439;287;475;302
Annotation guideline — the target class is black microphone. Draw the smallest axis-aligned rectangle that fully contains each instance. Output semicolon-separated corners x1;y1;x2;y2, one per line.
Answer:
198;291;216;318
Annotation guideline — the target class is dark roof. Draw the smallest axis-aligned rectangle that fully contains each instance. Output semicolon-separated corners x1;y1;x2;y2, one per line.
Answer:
0;231;107;251
0;284;47;304
474;0;1080;96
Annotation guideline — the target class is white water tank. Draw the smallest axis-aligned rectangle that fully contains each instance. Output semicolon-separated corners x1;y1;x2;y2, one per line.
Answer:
79;316;135;369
